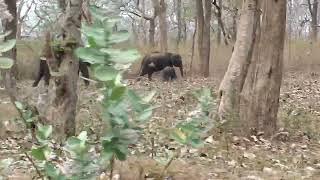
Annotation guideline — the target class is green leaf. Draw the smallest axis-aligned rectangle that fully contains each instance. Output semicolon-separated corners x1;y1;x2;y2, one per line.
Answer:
114;148;127;161
100;49;141;64
0;39;16;53
108;32;130;44
31;146;50;161
81;25;107;47
190;139;204;148
36;124;53;141
14;101;24;110
0;57;14;69
170;128;188;145
94;65;118;81
75;47;106;64
110;86;127;101
137;108;153;122
44;162;66;180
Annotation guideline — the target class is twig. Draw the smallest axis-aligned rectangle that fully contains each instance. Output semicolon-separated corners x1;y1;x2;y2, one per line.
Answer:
109;155;115;180
24;152;44;180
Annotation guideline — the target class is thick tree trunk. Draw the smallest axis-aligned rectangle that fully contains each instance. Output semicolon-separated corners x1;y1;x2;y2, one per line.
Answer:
149;19;156;48
217;0;260;134
217;0;286;137
155;0;168;52
232;9;238;42
176;0;182;47
217;0;222;45
308;0;318;41
47;0;82;139
190;17;197;74
196;0;211;77
240;0;287;136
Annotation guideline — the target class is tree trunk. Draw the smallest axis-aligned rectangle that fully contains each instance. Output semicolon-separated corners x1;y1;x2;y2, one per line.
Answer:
196;0;211;77
190;17;197;75
2;0;18;99
140;0;147;45
232;9;238;42
217;0;286;137
149;19;156;48
217;0;260;134
217;0;222;45
182;6;187;42
176;0;182;47
240;0;287;136
308;0;318;41
154;0;168;52
47;0;82;139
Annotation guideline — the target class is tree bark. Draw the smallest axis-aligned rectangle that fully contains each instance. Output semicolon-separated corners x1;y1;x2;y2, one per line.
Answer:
240;0;287;136
196;0;211;77
190;17;197;74
153;0;168;52
217;0;260;134
307;0;318;41
217;0;287;137
176;0;182;47
217;0;222;45
47;0;82;139
149;19;156;48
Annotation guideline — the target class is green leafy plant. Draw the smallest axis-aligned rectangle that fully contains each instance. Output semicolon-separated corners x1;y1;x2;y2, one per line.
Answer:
75;6;156;175
170;88;214;148
27;5;155;179
0;30;16;79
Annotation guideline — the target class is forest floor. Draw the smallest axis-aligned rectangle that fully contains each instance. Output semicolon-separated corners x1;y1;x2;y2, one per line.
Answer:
1;68;320;179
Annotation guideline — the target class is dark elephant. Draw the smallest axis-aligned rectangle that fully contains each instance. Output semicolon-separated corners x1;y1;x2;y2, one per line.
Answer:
139;52;183;80
32;45;90;87
161;66;177;81
32;58;90;87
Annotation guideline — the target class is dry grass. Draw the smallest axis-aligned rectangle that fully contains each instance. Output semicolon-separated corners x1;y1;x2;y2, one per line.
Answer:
16;38;320;83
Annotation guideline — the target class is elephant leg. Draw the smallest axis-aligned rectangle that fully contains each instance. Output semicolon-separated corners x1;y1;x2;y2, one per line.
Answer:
79;62;90;86
148;72;153;80
33;60;47;87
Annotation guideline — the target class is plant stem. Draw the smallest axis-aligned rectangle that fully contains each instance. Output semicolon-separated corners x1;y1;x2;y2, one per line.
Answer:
109;155;115;180
24;152;44;180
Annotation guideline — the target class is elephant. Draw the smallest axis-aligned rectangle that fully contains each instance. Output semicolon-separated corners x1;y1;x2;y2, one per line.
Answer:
161;66;177;81
32;58;90;87
139;52;183;80
32;44;90;87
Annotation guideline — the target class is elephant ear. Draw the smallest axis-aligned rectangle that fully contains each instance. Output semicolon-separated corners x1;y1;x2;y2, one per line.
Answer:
148;62;156;68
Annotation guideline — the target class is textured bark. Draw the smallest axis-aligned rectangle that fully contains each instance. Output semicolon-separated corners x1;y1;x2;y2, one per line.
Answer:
217;0;260;134
149;19;156;48
46;0;82;139
307;0;318;41
176;0;182;47
217;0;286;137
190;17;197;74
196;0;211;77
217;0;222;45
153;0;168;52
240;0;287;136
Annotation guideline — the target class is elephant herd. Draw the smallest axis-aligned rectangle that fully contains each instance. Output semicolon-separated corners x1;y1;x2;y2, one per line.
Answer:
138;51;183;81
33;50;183;87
